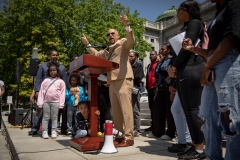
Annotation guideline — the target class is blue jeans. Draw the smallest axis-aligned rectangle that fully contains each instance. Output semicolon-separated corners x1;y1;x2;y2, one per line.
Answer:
171;92;192;144
200;48;239;160
218;50;240;160
67;105;78;132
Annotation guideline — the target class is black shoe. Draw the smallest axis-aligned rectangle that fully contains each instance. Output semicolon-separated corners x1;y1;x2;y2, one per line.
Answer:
144;126;152;132
177;146;194;159
28;131;37;135
178;146;207;159
168;144;186;153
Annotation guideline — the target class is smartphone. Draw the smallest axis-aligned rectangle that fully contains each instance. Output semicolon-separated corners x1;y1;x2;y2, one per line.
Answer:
208;70;214;82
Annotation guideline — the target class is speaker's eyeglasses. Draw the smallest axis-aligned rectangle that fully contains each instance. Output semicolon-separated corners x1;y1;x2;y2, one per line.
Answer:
107;32;115;37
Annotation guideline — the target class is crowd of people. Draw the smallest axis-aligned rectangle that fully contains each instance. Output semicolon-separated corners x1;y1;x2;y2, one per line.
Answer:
145;0;240;159
0;0;239;159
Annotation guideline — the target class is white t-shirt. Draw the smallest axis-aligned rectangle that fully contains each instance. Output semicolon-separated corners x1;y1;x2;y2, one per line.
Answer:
0;80;4;96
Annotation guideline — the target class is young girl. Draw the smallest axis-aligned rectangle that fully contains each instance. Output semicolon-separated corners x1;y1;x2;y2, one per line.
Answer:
65;73;88;135
37;61;66;139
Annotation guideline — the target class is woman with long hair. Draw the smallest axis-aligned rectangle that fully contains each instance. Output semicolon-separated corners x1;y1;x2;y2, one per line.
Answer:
168;0;206;159
147;43;176;141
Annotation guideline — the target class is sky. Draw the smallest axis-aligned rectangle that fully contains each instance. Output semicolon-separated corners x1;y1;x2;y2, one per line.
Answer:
114;0;206;22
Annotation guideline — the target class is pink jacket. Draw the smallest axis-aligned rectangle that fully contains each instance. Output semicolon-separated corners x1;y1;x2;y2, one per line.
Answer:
37;77;66;108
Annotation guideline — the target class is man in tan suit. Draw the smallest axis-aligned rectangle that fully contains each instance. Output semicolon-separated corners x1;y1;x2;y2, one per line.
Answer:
82;11;134;147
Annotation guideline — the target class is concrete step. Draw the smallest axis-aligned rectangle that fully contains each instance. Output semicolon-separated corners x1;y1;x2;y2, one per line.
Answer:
141;118;151;126
140;102;149;110
140;109;150;114
141;113;151;119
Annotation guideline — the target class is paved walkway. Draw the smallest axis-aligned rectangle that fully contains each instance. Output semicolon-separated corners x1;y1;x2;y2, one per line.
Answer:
1;115;181;160
1;112;226;160
0;127;12;160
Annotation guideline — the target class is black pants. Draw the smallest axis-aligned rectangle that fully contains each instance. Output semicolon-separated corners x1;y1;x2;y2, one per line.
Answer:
57;108;63;124
98;85;111;132
147;88;156;125
152;89;176;138
177;62;204;144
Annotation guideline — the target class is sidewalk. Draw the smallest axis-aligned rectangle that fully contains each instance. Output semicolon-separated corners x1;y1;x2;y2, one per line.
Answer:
2;111;227;160
1;114;180;160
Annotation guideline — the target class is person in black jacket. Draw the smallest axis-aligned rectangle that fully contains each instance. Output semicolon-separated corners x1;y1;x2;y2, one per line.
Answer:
167;0;206;159
147;43;176;141
129;50;144;137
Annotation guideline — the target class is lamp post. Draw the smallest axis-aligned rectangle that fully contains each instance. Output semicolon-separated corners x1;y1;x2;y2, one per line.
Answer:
32;44;38;59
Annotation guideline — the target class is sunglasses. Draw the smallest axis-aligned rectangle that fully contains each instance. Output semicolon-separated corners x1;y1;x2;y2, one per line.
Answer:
107;32;115;37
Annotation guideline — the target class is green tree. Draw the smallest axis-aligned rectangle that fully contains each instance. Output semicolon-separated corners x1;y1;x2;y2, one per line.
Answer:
0;0;151;105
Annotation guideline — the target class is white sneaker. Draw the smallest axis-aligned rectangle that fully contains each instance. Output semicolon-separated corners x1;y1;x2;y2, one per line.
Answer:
172;137;178;142
160;134;171;140
147;132;157;138
51;130;58;139
42;131;49;139
67;130;72;135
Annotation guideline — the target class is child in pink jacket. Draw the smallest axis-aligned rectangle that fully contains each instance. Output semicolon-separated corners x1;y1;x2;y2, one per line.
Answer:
37;61;66;139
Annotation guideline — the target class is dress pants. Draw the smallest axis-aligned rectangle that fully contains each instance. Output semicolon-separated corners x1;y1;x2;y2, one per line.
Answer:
109;78;134;140
152;89;176;138
132;93;141;131
147;88;155;125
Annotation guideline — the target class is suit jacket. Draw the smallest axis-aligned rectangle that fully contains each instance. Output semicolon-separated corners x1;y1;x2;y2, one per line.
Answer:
87;31;134;82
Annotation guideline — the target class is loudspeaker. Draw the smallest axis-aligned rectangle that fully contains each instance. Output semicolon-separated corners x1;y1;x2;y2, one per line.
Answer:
29;58;40;76
100;120;118;154
16;59;21;85
11;108;27;126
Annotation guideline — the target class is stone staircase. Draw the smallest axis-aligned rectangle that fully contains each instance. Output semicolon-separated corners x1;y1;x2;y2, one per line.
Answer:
140;102;151;126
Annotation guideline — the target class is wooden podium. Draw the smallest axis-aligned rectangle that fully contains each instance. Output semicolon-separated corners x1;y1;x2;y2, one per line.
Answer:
68;54;119;152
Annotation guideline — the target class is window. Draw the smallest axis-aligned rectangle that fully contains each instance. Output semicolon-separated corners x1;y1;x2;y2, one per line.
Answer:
151;39;154;43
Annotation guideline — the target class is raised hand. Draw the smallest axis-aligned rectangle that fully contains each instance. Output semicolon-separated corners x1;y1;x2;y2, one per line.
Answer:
81;33;89;45
120;10;129;27
182;38;194;51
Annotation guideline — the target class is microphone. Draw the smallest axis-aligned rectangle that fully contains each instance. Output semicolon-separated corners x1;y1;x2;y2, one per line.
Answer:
78;44;108;56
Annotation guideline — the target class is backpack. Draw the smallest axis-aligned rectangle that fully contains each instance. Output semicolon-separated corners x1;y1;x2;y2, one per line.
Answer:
196;22;209;50
201;22;209;49
195;22;209;61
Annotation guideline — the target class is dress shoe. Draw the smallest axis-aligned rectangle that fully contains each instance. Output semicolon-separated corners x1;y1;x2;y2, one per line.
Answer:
118;138;134;147
144;126;152;132
115;137;124;143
